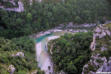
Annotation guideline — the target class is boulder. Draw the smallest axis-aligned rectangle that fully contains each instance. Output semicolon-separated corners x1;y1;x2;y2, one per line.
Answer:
8;65;15;74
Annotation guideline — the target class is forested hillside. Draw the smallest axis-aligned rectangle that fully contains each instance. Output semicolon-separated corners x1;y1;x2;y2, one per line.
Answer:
0;37;44;73
0;0;111;38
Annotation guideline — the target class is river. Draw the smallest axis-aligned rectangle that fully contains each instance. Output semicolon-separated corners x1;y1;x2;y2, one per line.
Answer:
35;31;64;74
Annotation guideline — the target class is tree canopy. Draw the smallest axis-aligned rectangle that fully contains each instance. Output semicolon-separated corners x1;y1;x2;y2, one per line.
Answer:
0;0;111;38
48;32;93;74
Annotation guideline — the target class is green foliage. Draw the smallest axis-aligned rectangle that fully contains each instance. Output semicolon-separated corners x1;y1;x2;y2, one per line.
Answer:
0;0;111;73
0;0;111;38
0;37;44;73
26;13;32;21
74;16;82;24
95;33;111;59
17;70;27;74
106;23;111;30
49;32;93;74
0;0;18;7
101;45;111;59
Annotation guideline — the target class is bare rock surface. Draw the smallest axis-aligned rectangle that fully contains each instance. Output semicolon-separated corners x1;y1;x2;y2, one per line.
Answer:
8;65;15;74
82;24;111;74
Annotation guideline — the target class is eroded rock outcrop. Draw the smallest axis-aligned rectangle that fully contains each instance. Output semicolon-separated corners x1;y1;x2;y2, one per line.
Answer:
82;24;111;74
90;24;111;51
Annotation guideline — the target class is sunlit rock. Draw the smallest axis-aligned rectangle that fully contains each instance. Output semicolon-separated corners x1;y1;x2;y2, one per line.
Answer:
12;52;24;57
8;65;15;74
82;24;111;73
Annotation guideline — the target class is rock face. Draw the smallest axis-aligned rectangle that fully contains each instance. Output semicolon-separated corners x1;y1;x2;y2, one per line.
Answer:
97;57;111;72
82;24;111;74
90;24;111;51
0;0;24;12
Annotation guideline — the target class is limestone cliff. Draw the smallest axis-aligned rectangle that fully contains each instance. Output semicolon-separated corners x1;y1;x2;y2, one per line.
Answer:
82;23;111;74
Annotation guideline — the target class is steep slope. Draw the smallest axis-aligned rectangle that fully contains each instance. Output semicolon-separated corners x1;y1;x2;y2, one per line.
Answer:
82;23;111;73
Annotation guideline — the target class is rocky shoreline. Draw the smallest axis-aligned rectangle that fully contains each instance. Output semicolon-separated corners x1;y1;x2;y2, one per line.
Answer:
33;23;111;74
31;29;89;39
31;21;111;39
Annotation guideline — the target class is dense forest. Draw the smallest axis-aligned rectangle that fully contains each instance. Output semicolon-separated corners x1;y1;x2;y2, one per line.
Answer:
48;32;93;74
0;0;111;38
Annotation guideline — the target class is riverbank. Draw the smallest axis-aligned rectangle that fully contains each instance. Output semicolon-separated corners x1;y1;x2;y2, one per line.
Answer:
31;28;89;39
34;28;90;74
33;22;111;74
31;20;111;39
30;21;100;39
